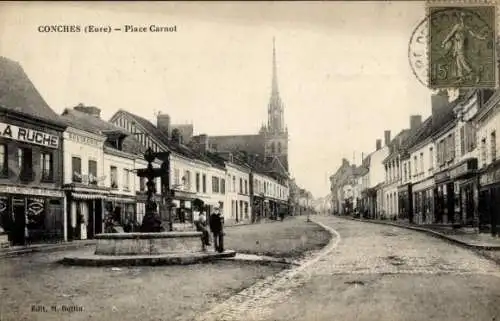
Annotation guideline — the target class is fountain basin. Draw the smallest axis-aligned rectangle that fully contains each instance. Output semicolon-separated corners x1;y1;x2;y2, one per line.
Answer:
60;231;236;266
94;232;203;256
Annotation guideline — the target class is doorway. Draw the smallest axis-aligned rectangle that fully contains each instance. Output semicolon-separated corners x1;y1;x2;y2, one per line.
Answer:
12;198;26;246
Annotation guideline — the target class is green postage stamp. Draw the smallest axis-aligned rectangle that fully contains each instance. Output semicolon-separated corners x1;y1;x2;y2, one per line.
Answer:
428;5;497;89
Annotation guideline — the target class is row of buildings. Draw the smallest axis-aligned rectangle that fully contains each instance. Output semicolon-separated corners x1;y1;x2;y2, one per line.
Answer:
0;41;306;246
330;89;500;234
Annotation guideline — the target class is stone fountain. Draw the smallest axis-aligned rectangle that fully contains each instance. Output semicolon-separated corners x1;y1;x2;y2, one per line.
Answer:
60;148;235;266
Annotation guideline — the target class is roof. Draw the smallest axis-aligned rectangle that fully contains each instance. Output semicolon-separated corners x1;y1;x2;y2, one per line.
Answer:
0;56;64;125
117;109;215;164
383;129;411;163
61;108;129;136
404;116;433;152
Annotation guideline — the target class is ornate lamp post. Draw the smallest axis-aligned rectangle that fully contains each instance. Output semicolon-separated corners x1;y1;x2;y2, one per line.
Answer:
137;147;173;232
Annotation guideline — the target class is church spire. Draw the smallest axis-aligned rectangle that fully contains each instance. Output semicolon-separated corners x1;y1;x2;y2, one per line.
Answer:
272;37;279;96
268;37;284;133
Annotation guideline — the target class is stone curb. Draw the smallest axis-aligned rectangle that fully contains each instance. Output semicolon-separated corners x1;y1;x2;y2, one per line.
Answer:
338;216;500;251
0;241;96;259
59;250;237;267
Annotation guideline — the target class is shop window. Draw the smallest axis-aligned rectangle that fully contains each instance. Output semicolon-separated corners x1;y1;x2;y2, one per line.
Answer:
491;131;496;162
0;144;7;177
40;152;53;181
72;156;82;183
110;166;118;189
88;160;98;185
202;174;207;193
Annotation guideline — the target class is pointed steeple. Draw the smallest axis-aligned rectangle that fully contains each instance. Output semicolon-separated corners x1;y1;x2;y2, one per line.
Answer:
272;37;279;96
268;37;285;133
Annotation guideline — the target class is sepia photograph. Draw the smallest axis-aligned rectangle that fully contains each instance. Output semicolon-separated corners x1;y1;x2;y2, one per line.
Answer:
0;1;499;320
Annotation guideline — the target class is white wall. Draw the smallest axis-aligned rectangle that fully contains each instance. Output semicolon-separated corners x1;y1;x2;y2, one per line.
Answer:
477;106;499;169
226;163;251;221
410;139;435;184
63;127;106;186
369;146;389;188
104;150;136;197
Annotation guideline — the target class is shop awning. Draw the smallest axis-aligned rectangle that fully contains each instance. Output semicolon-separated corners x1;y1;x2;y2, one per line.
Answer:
107;195;136;203
72;192;107;200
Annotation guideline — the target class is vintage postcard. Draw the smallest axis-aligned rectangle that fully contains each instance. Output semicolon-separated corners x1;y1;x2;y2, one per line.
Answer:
0;1;500;321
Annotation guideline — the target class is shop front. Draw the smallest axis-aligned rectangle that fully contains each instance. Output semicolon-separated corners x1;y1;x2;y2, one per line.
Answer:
434;169;456;224
478;159;500;235
252;194;265;222
0;185;64;245
449;158;479;227
412;178;435;225
397;183;413;222
105;194;137;229
64;184;109;240
171;189;196;224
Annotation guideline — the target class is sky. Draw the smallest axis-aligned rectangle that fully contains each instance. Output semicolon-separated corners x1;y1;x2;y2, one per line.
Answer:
0;1;434;198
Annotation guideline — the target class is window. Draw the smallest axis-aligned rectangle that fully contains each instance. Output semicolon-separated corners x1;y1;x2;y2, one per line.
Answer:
460;126;465;156
110;166;118;189
239;178;243;194
244;180;248;194
212;176;219;193
271;142;275;154
88;160;97;185
72;156;82;183
429;147;434;170
221;178;226;194
123;169;130;191
232;176;236;192
449;133;455;160
184;170;191;190
18;148;33;181
202;174;207;193
481;138;487;167
174;168;180;186
403;163;407;182
467;124;477;152
278;142;282;153
419;153;424;175
41;152;53;181
140;176;146;192
196;173;200;192
0;144;6;176
491;131;497;162
413;155;418;176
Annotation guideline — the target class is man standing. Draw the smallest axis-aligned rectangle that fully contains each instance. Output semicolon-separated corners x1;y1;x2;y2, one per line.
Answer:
209;206;224;253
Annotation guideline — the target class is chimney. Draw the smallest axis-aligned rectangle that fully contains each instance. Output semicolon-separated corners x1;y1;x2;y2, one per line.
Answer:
410;115;422;131
74;103;101;118
157;113;171;138
431;92;450;117
384;130;391;146
376;139;382;150
342;158;349;167
195;134;209;153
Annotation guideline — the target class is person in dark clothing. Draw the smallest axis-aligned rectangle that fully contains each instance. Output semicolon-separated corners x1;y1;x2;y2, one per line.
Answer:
209;207;224;253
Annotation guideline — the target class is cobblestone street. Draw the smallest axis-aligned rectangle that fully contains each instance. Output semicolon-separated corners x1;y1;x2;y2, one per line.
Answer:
194;216;500;321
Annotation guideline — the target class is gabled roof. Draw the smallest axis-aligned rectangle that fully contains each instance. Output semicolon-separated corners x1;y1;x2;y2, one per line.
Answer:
0;56;64;125
114;109;215;164
404;116;433;152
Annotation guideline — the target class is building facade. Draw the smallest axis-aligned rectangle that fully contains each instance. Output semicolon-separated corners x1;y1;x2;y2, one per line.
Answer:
0;57;67;245
475;89;500;235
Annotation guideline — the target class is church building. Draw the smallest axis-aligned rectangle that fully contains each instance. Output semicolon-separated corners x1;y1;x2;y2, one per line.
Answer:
192;39;289;176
